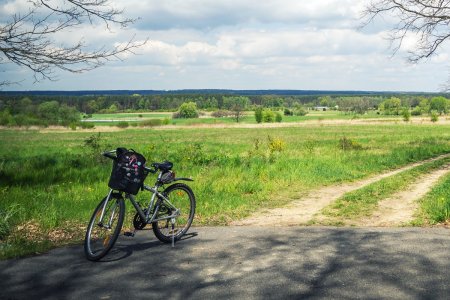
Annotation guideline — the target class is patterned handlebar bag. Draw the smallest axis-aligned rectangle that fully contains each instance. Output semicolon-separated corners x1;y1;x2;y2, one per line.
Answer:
108;148;147;195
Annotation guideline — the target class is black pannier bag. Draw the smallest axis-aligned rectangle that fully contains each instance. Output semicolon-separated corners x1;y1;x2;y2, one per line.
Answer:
108;148;147;195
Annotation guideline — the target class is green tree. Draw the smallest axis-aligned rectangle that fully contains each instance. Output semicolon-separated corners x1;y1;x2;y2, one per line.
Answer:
255;107;263;123
38;101;60;123
178;102;199;118
380;97;402;115
418;98;430;114
429;97;449;115
108;104;118;113
223;96;250;122
86;100;99;114
59;105;80;126
319;96;331;107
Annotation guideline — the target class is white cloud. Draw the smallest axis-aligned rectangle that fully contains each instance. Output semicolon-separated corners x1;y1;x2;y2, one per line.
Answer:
1;0;448;91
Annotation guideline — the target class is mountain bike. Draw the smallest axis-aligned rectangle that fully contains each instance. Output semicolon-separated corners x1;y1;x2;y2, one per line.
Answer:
84;149;196;261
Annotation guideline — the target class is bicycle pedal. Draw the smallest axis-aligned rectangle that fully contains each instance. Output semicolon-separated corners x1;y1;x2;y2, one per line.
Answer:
124;231;135;237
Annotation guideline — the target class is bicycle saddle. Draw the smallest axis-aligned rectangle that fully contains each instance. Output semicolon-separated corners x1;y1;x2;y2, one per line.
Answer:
152;161;173;172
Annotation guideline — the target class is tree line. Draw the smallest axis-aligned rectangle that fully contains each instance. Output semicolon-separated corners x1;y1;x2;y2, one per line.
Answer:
0;93;448;126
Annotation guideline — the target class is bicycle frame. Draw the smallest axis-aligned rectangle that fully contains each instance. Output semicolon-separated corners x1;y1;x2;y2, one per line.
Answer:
99;171;180;227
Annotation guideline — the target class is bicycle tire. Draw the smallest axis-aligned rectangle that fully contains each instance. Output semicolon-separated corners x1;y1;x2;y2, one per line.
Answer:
152;183;196;243
84;194;125;261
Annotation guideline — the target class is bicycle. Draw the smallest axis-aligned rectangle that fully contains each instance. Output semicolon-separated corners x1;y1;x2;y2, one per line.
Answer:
84;148;196;261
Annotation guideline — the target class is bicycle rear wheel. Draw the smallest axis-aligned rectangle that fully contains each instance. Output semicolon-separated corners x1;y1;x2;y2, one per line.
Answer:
84;193;125;261
152;183;196;243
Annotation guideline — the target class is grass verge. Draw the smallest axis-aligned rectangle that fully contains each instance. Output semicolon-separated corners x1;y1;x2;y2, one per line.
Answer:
414;171;450;225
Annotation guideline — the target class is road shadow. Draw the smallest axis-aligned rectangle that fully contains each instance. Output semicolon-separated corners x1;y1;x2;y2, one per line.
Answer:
0;227;449;299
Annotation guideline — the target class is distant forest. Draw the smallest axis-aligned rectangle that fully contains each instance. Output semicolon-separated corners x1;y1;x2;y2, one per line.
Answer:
0;90;449;126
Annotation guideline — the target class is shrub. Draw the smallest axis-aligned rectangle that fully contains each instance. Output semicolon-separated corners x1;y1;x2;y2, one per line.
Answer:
255;107;263;123
339;136;364;151
175;102;199;118
294;107;308;116
275;112;282;123
245;136;286;164
284;108;293;116
402;108;411;122
117;121;129;128
263;110;275;123
430;111;439;122
0;111;13;126
411;107;422;116
268;136;286;153
83;133;110;163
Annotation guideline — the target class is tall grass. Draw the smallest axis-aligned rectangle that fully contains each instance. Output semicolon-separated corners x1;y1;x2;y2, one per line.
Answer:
0;124;450;258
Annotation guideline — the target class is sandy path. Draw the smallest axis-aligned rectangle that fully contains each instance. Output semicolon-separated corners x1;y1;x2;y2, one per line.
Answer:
232;153;450;227
352;163;450;227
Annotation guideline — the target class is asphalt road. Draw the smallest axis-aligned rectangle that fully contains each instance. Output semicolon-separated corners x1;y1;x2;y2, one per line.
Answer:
1;226;450;299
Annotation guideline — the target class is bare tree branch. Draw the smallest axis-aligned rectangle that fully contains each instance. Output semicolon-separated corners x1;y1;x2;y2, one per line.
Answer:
363;0;450;62
362;0;450;90
0;0;147;86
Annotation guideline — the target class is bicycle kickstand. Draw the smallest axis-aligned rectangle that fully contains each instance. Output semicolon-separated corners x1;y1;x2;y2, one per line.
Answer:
171;218;176;248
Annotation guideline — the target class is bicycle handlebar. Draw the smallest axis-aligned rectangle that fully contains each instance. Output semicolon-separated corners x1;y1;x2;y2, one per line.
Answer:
144;165;157;174
102;150;117;160
102;150;159;174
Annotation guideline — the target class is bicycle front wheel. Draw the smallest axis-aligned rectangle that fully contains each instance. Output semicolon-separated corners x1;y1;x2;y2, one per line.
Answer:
152;183;196;243
84;193;125;261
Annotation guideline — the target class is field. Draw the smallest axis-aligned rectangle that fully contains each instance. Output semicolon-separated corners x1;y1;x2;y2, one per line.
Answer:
1;119;450;258
84;110;402;126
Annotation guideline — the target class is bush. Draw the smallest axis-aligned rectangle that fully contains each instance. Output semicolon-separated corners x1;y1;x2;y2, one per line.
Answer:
255;107;263;123
294;107;308;116
402;108;410;122
69;123;77;130
284;108;293;116
339;136;364;151
430;111;439;122
175;102;199;118
263;110;275;123
117;121;129;128
411;107;422;116
275;112;282;122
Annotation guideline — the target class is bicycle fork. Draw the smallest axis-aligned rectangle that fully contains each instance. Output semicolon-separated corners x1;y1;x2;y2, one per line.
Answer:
98;190;118;229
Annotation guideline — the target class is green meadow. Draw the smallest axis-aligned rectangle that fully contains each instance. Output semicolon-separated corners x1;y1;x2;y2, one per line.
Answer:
84;110;399;126
1;123;450;258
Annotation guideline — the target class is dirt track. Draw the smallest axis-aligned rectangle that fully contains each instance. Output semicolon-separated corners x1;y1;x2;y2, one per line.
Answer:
232;154;450;227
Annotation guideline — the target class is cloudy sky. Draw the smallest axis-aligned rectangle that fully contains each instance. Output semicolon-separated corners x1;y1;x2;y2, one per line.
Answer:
1;0;449;91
